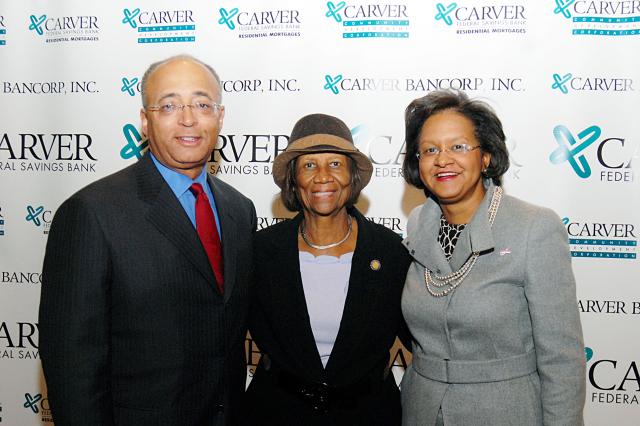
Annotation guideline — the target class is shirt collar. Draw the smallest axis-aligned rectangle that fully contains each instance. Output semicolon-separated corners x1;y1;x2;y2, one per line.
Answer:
149;152;209;198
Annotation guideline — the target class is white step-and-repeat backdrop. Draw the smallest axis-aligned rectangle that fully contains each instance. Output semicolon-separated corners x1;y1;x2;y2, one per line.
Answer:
0;0;638;424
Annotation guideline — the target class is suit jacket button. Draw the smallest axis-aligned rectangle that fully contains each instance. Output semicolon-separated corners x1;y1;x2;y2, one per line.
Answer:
216;403;224;412
262;353;272;371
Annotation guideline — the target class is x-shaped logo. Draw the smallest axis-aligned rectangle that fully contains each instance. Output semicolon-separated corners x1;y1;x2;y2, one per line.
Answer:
553;0;575;19
121;123;148;160
218;8;239;30
121;77;139;96
323;74;343;95
25;206;45;226
28;15;47;35
23;393;42;413
122;8;141;28
551;73;572;94
326;1;347;23
435;3;457;26
550;124;601;178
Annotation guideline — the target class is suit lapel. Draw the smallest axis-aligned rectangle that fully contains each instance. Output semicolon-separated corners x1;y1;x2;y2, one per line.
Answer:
136;155;218;292
270;215;326;377
208;175;237;303
449;184;496;271
324;210;382;379
406;197;452;276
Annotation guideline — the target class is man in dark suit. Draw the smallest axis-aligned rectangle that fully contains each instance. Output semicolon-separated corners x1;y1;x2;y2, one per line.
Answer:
39;55;256;425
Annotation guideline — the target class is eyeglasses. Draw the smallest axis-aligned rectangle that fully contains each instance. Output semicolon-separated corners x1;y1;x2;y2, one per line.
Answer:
416;143;481;159
146;102;224;117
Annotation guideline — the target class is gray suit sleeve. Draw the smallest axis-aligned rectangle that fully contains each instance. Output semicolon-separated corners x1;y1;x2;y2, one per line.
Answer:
523;209;586;426
39;195;114;425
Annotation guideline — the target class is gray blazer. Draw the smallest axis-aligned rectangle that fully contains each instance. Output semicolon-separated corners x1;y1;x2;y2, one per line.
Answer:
400;182;585;426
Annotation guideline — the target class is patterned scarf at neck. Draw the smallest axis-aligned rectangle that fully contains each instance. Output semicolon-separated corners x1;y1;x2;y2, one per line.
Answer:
437;215;466;260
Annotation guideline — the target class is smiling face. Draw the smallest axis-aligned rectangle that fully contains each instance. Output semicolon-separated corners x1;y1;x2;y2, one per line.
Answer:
140;59;224;179
418;110;491;210
295;152;352;217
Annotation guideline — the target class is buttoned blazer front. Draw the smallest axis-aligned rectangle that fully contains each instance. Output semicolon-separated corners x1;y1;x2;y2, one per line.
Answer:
39;154;256;426
243;208;412;426
400;182;586;426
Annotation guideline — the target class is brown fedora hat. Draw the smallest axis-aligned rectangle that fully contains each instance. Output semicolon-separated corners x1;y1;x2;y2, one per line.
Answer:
272;113;373;189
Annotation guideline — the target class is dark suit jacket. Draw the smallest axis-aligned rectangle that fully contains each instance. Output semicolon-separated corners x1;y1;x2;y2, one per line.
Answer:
243;208;411;426
39;154;256;426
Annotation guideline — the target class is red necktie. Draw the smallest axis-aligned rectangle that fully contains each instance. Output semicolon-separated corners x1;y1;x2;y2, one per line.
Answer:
189;183;224;293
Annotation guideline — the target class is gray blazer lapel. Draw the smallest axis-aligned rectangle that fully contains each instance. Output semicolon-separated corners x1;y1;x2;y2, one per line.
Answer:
404;197;452;276
136;156;217;288
449;185;497;271
208;175;238;303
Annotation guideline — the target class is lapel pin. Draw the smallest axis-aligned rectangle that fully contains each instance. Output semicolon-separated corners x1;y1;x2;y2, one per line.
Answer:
499;248;512;256
370;259;381;271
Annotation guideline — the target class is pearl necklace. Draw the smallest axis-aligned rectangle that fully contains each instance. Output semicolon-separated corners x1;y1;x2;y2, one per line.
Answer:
300;215;353;250
424;186;503;297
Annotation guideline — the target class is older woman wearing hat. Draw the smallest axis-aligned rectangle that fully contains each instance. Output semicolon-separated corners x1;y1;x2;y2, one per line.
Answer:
241;113;411;425
399;90;585;425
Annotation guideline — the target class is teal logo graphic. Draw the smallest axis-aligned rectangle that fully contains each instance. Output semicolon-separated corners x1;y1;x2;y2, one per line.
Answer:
585;347;593;362
122;8;141;28
25;206;45;226
435;3;457;26
553;0;575;19
550;125;601;178
121;77;139;96
324;74;343;94
551;73;572;94
121;7;195;43
121;123;148;160
28;15;47;35
325;1;409;38
23;393;42;413
325;1;347;22
218;7;239;30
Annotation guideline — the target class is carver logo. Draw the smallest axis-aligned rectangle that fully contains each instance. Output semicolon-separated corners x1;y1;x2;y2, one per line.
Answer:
120;77;140;96
552;0;640;36
27;13;99;43
433;2;527;35
587;347;640;405
323;73;524;94
19;391;52;422
563;217;637;260
121;7;196;43
351;124;405;180
25;205;52;235
549;124;636;183
324;2;410;38
552;72;634;94
121;124;148;160
216;5;302;38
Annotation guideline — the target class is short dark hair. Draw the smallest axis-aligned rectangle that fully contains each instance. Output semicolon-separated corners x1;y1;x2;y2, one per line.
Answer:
280;155;364;212
140;54;221;108
402;90;509;190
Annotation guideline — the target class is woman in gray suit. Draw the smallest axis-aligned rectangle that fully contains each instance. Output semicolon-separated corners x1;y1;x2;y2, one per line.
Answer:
400;90;586;425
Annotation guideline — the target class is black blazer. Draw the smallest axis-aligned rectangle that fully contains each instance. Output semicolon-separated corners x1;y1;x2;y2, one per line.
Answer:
39;154;256;426
243;208;411;426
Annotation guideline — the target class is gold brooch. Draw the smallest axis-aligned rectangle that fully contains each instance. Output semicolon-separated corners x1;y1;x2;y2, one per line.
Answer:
370;259;381;271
